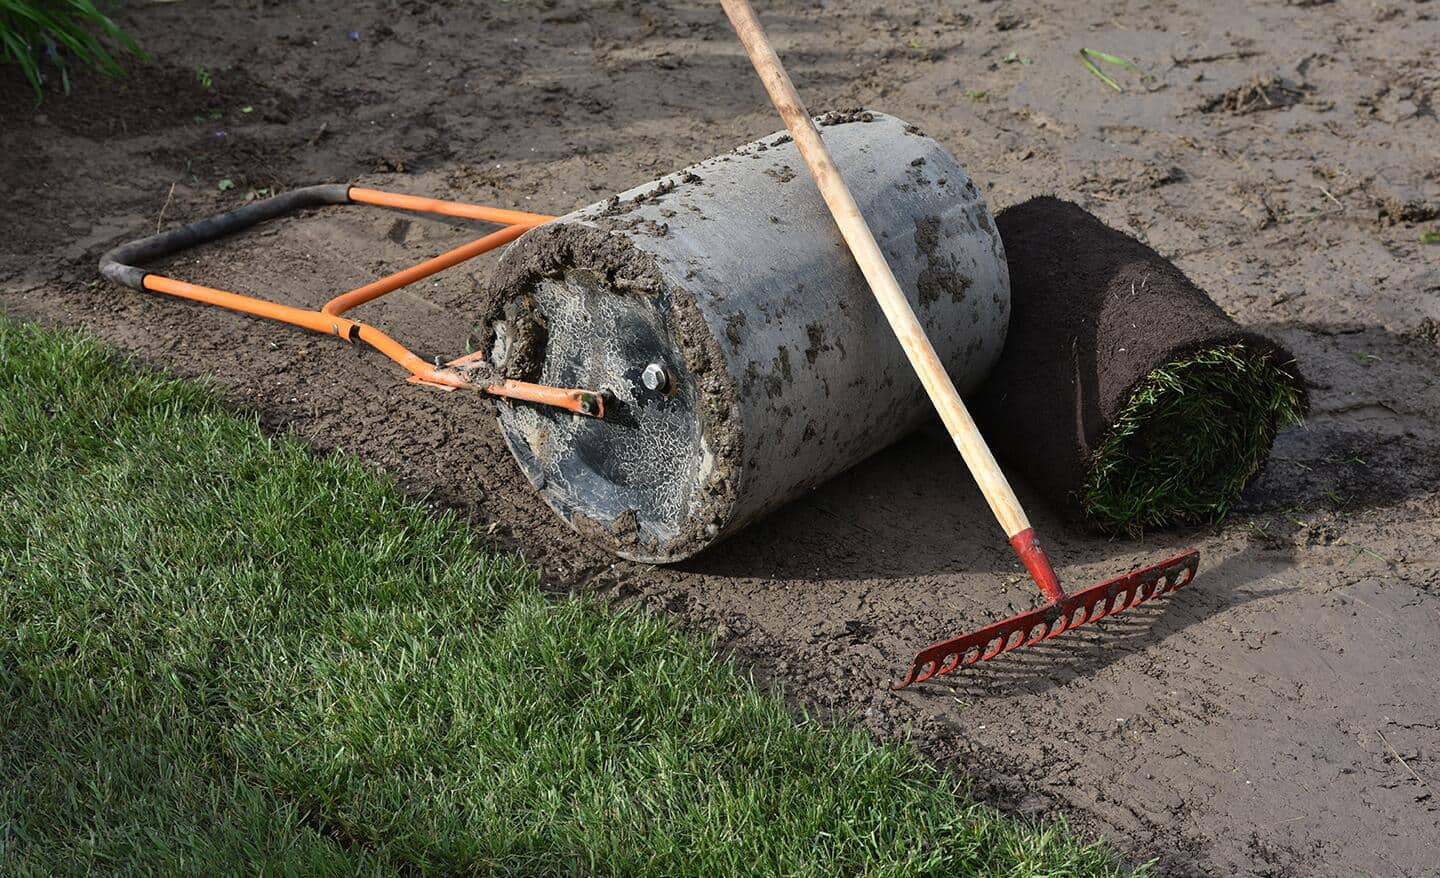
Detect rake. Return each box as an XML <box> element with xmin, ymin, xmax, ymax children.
<box><xmin>721</xmin><ymin>0</ymin><xmax>1200</xmax><ymax>688</ymax></box>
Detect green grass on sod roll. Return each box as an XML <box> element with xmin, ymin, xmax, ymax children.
<box><xmin>1081</xmin><ymin>343</ymin><xmax>1306</xmax><ymax>533</ymax></box>
<box><xmin>0</xmin><ymin>315</ymin><xmax>1139</xmax><ymax>876</ymax></box>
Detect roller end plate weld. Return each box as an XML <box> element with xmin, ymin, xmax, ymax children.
<box><xmin>893</xmin><ymin>550</ymin><xmax>1199</xmax><ymax>689</ymax></box>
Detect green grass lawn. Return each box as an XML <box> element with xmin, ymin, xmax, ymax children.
<box><xmin>0</xmin><ymin>316</ymin><xmax>1139</xmax><ymax>876</ymax></box>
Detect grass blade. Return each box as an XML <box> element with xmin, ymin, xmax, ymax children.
<box><xmin>1079</xmin><ymin>49</ymin><xmax>1123</xmax><ymax>92</ymax></box>
<box><xmin>0</xmin><ymin>0</ymin><xmax>144</xmax><ymax>99</ymax></box>
<box><xmin>1078</xmin><ymin>47</ymin><xmax>1151</xmax><ymax>93</ymax></box>
<box><xmin>0</xmin><ymin>26</ymin><xmax>41</xmax><ymax>96</ymax></box>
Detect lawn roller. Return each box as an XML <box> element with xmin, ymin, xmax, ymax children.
<box><xmin>98</xmin><ymin>4</ymin><xmax>1198</xmax><ymax>690</ymax></box>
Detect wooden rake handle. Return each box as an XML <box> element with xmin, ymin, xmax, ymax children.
<box><xmin>721</xmin><ymin>0</ymin><xmax>1033</xmax><ymax>543</ymax></box>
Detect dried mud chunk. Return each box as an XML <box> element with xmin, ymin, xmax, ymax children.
<box><xmin>913</xmin><ymin>215</ymin><xmax>973</xmax><ymax>306</ymax></box>
<box><xmin>1199</xmin><ymin>77</ymin><xmax>1308</xmax><ymax>114</ymax></box>
<box><xmin>817</xmin><ymin>108</ymin><xmax>875</xmax><ymax>126</ymax></box>
<box><xmin>1375</xmin><ymin>182</ymin><xmax>1439</xmax><ymax>226</ymax></box>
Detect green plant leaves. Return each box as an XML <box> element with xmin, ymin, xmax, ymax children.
<box><xmin>0</xmin><ymin>0</ymin><xmax>145</xmax><ymax>100</ymax></box>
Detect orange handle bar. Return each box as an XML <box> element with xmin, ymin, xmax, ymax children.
<box><xmin>348</xmin><ymin>187</ymin><xmax>554</xmax><ymax>227</ymax></box>
<box><xmin>97</xmin><ymin>184</ymin><xmax>602</xmax><ymax>418</ymax></box>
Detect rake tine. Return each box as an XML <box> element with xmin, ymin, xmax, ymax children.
<box><xmin>895</xmin><ymin>550</ymin><xmax>1199</xmax><ymax>689</ymax></box>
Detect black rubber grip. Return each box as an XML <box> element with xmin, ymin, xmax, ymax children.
<box><xmin>98</xmin><ymin>183</ymin><xmax>353</xmax><ymax>290</ymax></box>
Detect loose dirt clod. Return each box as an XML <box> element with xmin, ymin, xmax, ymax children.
<box><xmin>1199</xmin><ymin>76</ymin><xmax>1308</xmax><ymax>114</ymax></box>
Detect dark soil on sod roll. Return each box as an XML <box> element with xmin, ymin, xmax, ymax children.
<box><xmin>973</xmin><ymin>196</ymin><xmax>1307</xmax><ymax>532</ymax></box>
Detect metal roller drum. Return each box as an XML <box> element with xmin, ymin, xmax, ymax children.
<box><xmin>480</xmin><ymin>111</ymin><xmax>1009</xmax><ymax>562</ymax></box>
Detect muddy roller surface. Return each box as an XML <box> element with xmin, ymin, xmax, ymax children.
<box><xmin>3</xmin><ymin>1</ymin><xmax>1438</xmax><ymax>874</ymax></box>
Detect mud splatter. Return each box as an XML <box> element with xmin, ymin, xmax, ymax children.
<box><xmin>913</xmin><ymin>215</ymin><xmax>974</xmax><ymax>307</ymax></box>
<box><xmin>804</xmin><ymin>323</ymin><xmax>833</xmax><ymax>364</ymax></box>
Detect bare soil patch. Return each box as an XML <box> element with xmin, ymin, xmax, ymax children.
<box><xmin>3</xmin><ymin>1</ymin><xmax>1438</xmax><ymax>874</ymax></box>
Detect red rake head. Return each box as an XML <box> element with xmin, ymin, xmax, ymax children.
<box><xmin>894</xmin><ymin>549</ymin><xmax>1199</xmax><ymax>689</ymax></box>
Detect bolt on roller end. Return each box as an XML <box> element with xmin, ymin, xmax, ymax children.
<box><xmin>893</xmin><ymin>549</ymin><xmax>1199</xmax><ymax>689</ymax></box>
<box><xmin>640</xmin><ymin>362</ymin><xmax>671</xmax><ymax>393</ymax></box>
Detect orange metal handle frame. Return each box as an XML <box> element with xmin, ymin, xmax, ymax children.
<box><xmin>97</xmin><ymin>184</ymin><xmax>606</xmax><ymax>418</ymax></box>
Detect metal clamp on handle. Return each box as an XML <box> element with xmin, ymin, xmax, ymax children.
<box><xmin>98</xmin><ymin>184</ymin><xmax>353</xmax><ymax>290</ymax></box>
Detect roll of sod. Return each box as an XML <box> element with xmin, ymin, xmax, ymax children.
<box><xmin>971</xmin><ymin>196</ymin><xmax>1306</xmax><ymax>532</ymax></box>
